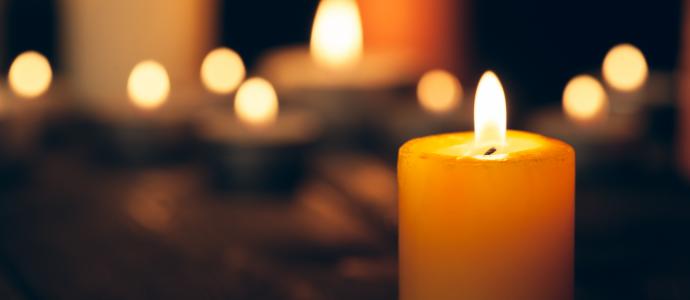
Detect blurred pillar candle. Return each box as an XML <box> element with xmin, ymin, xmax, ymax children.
<box><xmin>398</xmin><ymin>72</ymin><xmax>574</xmax><ymax>300</ymax></box>
<box><xmin>258</xmin><ymin>0</ymin><xmax>464</xmax><ymax>91</ymax></box>
<box><xmin>358</xmin><ymin>0</ymin><xmax>468</xmax><ymax>74</ymax></box>
<box><xmin>60</xmin><ymin>0</ymin><xmax>217</xmax><ymax>109</ymax></box>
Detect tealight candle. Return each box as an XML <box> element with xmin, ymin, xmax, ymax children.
<box><xmin>373</xmin><ymin>69</ymin><xmax>471</xmax><ymax>160</ymax></box>
<box><xmin>526</xmin><ymin>74</ymin><xmax>643</xmax><ymax>171</ymax></box>
<box><xmin>398</xmin><ymin>71</ymin><xmax>574</xmax><ymax>300</ymax></box>
<box><xmin>200</xmin><ymin>47</ymin><xmax>246</xmax><ymax>97</ymax></box>
<box><xmin>602</xmin><ymin>43</ymin><xmax>649</xmax><ymax>113</ymax></box>
<box><xmin>197</xmin><ymin>78</ymin><xmax>321</xmax><ymax>194</ymax></box>
<box><xmin>91</xmin><ymin>60</ymin><xmax>194</xmax><ymax>165</ymax></box>
<box><xmin>4</xmin><ymin>51</ymin><xmax>57</xmax><ymax>156</ymax></box>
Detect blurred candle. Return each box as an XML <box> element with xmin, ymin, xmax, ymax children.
<box><xmin>95</xmin><ymin>60</ymin><xmax>191</xmax><ymax>165</ymax></box>
<box><xmin>234</xmin><ymin>78</ymin><xmax>279</xmax><ymax>127</ymax></box>
<box><xmin>257</xmin><ymin>0</ymin><xmax>419</xmax><ymax>90</ymax></box>
<box><xmin>198</xmin><ymin>77</ymin><xmax>320</xmax><ymax>192</ymax></box>
<box><xmin>201</xmin><ymin>47</ymin><xmax>246</xmax><ymax>95</ymax></box>
<box><xmin>373</xmin><ymin>69</ymin><xmax>469</xmax><ymax>159</ymax></box>
<box><xmin>399</xmin><ymin>71</ymin><xmax>574</xmax><ymax>300</ymax></box>
<box><xmin>127</xmin><ymin>60</ymin><xmax>170</xmax><ymax>111</ymax></box>
<box><xmin>562</xmin><ymin>75</ymin><xmax>608</xmax><ymax>125</ymax></box>
<box><xmin>417</xmin><ymin>69</ymin><xmax>463</xmax><ymax>114</ymax></box>
<box><xmin>358</xmin><ymin>0</ymin><xmax>468</xmax><ymax>73</ymax></box>
<box><xmin>4</xmin><ymin>51</ymin><xmax>55</xmax><ymax>155</ymax></box>
<box><xmin>602</xmin><ymin>44</ymin><xmax>649</xmax><ymax>92</ymax></box>
<box><xmin>601</xmin><ymin>43</ymin><xmax>649</xmax><ymax>114</ymax></box>
<box><xmin>61</xmin><ymin>0</ymin><xmax>216</xmax><ymax>108</ymax></box>
<box><xmin>310</xmin><ymin>0</ymin><xmax>363</xmax><ymax>70</ymax></box>
<box><xmin>526</xmin><ymin>74</ymin><xmax>640</xmax><ymax>170</ymax></box>
<box><xmin>8</xmin><ymin>51</ymin><xmax>52</xmax><ymax>99</ymax></box>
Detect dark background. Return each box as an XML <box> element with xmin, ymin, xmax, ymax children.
<box><xmin>2</xmin><ymin>0</ymin><xmax>684</xmax><ymax>108</ymax></box>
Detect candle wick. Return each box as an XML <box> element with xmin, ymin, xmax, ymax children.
<box><xmin>484</xmin><ymin>147</ymin><xmax>497</xmax><ymax>155</ymax></box>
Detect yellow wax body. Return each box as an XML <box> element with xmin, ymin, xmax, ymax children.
<box><xmin>398</xmin><ymin>130</ymin><xmax>574</xmax><ymax>300</ymax></box>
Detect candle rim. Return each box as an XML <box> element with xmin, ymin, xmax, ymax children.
<box><xmin>399</xmin><ymin>130</ymin><xmax>573</xmax><ymax>164</ymax></box>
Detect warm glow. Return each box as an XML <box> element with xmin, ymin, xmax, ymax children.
<box><xmin>310</xmin><ymin>0</ymin><xmax>363</xmax><ymax>69</ymax></box>
<box><xmin>127</xmin><ymin>60</ymin><xmax>170</xmax><ymax>110</ymax></box>
<box><xmin>602</xmin><ymin>43</ymin><xmax>648</xmax><ymax>92</ymax></box>
<box><xmin>474</xmin><ymin>71</ymin><xmax>507</xmax><ymax>148</ymax></box>
<box><xmin>8</xmin><ymin>51</ymin><xmax>52</xmax><ymax>98</ymax></box>
<box><xmin>201</xmin><ymin>47</ymin><xmax>246</xmax><ymax>94</ymax></box>
<box><xmin>563</xmin><ymin>75</ymin><xmax>608</xmax><ymax>123</ymax></box>
<box><xmin>234</xmin><ymin>78</ymin><xmax>279</xmax><ymax>126</ymax></box>
<box><xmin>417</xmin><ymin>70</ymin><xmax>463</xmax><ymax>114</ymax></box>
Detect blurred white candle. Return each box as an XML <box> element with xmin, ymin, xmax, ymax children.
<box><xmin>60</xmin><ymin>0</ymin><xmax>216</xmax><ymax>109</ymax></box>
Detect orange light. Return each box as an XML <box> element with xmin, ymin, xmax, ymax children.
<box><xmin>8</xmin><ymin>51</ymin><xmax>53</xmax><ymax>98</ymax></box>
<box><xmin>602</xmin><ymin>44</ymin><xmax>648</xmax><ymax>92</ymax></box>
<box><xmin>563</xmin><ymin>75</ymin><xmax>608</xmax><ymax>123</ymax></box>
<box><xmin>417</xmin><ymin>70</ymin><xmax>462</xmax><ymax>114</ymax></box>
<box><xmin>127</xmin><ymin>60</ymin><xmax>170</xmax><ymax>110</ymax></box>
<box><xmin>310</xmin><ymin>0</ymin><xmax>363</xmax><ymax>69</ymax></box>
<box><xmin>474</xmin><ymin>71</ymin><xmax>507</xmax><ymax>148</ymax></box>
<box><xmin>201</xmin><ymin>47</ymin><xmax>246</xmax><ymax>94</ymax></box>
<box><xmin>234</xmin><ymin>78</ymin><xmax>279</xmax><ymax>127</ymax></box>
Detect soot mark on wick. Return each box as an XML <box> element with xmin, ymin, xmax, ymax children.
<box><xmin>484</xmin><ymin>147</ymin><xmax>497</xmax><ymax>156</ymax></box>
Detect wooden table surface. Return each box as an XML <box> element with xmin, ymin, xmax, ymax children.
<box><xmin>0</xmin><ymin>114</ymin><xmax>689</xmax><ymax>299</ymax></box>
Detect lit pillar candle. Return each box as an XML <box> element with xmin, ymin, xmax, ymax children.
<box><xmin>398</xmin><ymin>71</ymin><xmax>575</xmax><ymax>300</ymax></box>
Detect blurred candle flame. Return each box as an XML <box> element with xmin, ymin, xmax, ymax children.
<box><xmin>563</xmin><ymin>75</ymin><xmax>608</xmax><ymax>123</ymax></box>
<box><xmin>417</xmin><ymin>69</ymin><xmax>462</xmax><ymax>114</ymax></box>
<box><xmin>602</xmin><ymin>43</ymin><xmax>648</xmax><ymax>92</ymax></box>
<box><xmin>234</xmin><ymin>78</ymin><xmax>278</xmax><ymax>127</ymax></box>
<box><xmin>310</xmin><ymin>0</ymin><xmax>363</xmax><ymax>69</ymax></box>
<box><xmin>127</xmin><ymin>60</ymin><xmax>170</xmax><ymax>110</ymax></box>
<box><xmin>8</xmin><ymin>51</ymin><xmax>53</xmax><ymax>99</ymax></box>
<box><xmin>201</xmin><ymin>47</ymin><xmax>246</xmax><ymax>94</ymax></box>
<box><xmin>474</xmin><ymin>71</ymin><xmax>507</xmax><ymax>148</ymax></box>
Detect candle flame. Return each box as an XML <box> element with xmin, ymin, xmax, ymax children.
<box><xmin>201</xmin><ymin>47</ymin><xmax>246</xmax><ymax>94</ymax></box>
<box><xmin>8</xmin><ymin>51</ymin><xmax>52</xmax><ymax>99</ymax></box>
<box><xmin>563</xmin><ymin>75</ymin><xmax>608</xmax><ymax>123</ymax></box>
<box><xmin>417</xmin><ymin>69</ymin><xmax>463</xmax><ymax>114</ymax></box>
<box><xmin>474</xmin><ymin>71</ymin><xmax>507</xmax><ymax>148</ymax></box>
<box><xmin>310</xmin><ymin>0</ymin><xmax>363</xmax><ymax>70</ymax></box>
<box><xmin>602</xmin><ymin>43</ymin><xmax>648</xmax><ymax>92</ymax></box>
<box><xmin>127</xmin><ymin>60</ymin><xmax>170</xmax><ymax>110</ymax></box>
<box><xmin>234</xmin><ymin>78</ymin><xmax>279</xmax><ymax>127</ymax></box>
